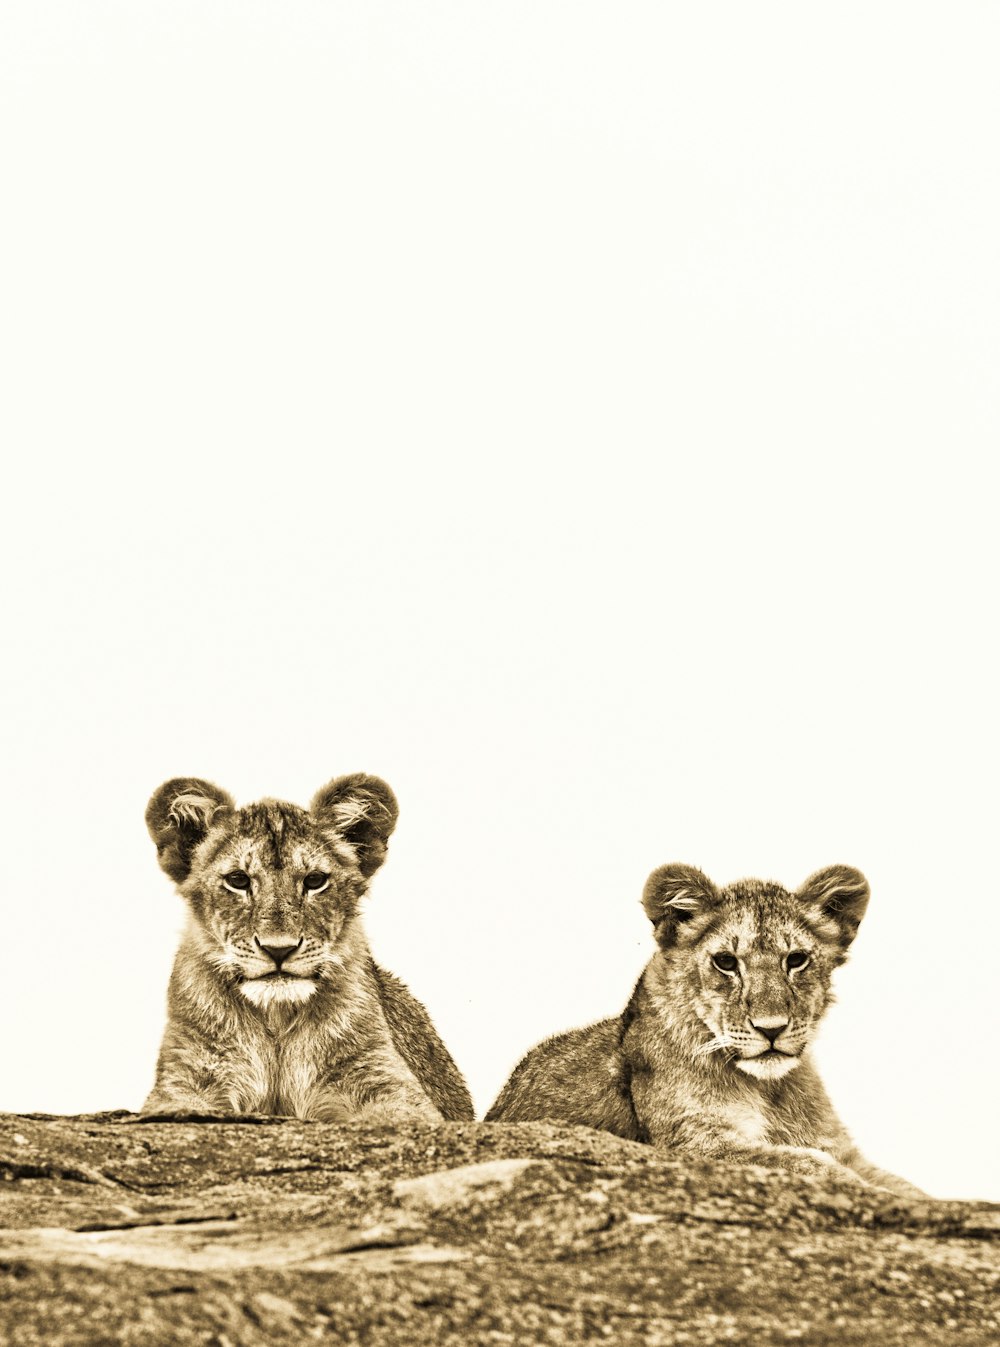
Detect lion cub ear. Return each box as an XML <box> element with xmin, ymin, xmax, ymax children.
<box><xmin>145</xmin><ymin>778</ymin><xmax>234</xmax><ymax>883</ymax></box>
<box><xmin>796</xmin><ymin>865</ymin><xmax>871</xmax><ymax>956</ymax></box>
<box><xmin>642</xmin><ymin>864</ymin><xmax>720</xmax><ymax>946</ymax></box>
<box><xmin>310</xmin><ymin>774</ymin><xmax>400</xmax><ymax>878</ymax></box>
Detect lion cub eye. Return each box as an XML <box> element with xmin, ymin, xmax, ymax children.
<box><xmin>712</xmin><ymin>953</ymin><xmax>739</xmax><ymax>974</ymax></box>
<box><xmin>222</xmin><ymin>870</ymin><xmax>252</xmax><ymax>893</ymax></box>
<box><xmin>303</xmin><ymin>872</ymin><xmax>330</xmax><ymax>894</ymax></box>
<box><xmin>786</xmin><ymin>951</ymin><xmax>810</xmax><ymax>971</ymax></box>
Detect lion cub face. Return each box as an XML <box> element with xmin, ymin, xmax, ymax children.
<box><xmin>643</xmin><ymin>863</ymin><xmax>871</xmax><ymax>1081</ymax></box>
<box><xmin>146</xmin><ymin>774</ymin><xmax>399</xmax><ymax>1008</ymax></box>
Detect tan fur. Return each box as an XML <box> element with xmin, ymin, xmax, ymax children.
<box><xmin>143</xmin><ymin>774</ymin><xmax>474</xmax><ymax>1123</ymax></box>
<box><xmin>487</xmin><ymin>863</ymin><xmax>925</xmax><ymax>1198</ymax></box>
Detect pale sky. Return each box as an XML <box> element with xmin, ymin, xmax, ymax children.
<box><xmin>1</xmin><ymin>2</ymin><xmax>998</xmax><ymax>1202</ymax></box>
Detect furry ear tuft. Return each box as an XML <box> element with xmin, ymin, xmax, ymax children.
<box><xmin>796</xmin><ymin>864</ymin><xmax>871</xmax><ymax>954</ymax></box>
<box><xmin>642</xmin><ymin>863</ymin><xmax>720</xmax><ymax>946</ymax></box>
<box><xmin>146</xmin><ymin>777</ymin><xmax>234</xmax><ymax>883</ymax></box>
<box><xmin>310</xmin><ymin>773</ymin><xmax>399</xmax><ymax>878</ymax></box>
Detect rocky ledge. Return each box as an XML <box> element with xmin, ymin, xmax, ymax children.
<box><xmin>1</xmin><ymin>1113</ymin><xmax>997</xmax><ymax>1346</ymax></box>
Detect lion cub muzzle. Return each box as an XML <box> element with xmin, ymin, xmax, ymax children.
<box><xmin>750</xmin><ymin>1017</ymin><xmax>789</xmax><ymax>1046</ymax></box>
<box><xmin>254</xmin><ymin>935</ymin><xmax>304</xmax><ymax>969</ymax></box>
<box><xmin>239</xmin><ymin>932</ymin><xmax>317</xmax><ymax>1006</ymax></box>
<box><xmin>729</xmin><ymin>1016</ymin><xmax>806</xmax><ymax>1080</ymax></box>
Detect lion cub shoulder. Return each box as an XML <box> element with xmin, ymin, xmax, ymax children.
<box><xmin>143</xmin><ymin>772</ymin><xmax>473</xmax><ymax>1123</ymax></box>
<box><xmin>488</xmin><ymin>863</ymin><xmax>924</xmax><ymax>1198</ymax></box>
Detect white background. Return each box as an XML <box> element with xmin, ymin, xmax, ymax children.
<box><xmin>2</xmin><ymin>2</ymin><xmax>997</xmax><ymax>1201</ymax></box>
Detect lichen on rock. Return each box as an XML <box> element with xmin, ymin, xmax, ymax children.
<box><xmin>1</xmin><ymin>1113</ymin><xmax>997</xmax><ymax>1345</ymax></box>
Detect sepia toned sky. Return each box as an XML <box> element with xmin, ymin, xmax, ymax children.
<box><xmin>2</xmin><ymin>2</ymin><xmax>998</xmax><ymax>1201</ymax></box>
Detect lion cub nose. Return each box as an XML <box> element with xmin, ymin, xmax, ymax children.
<box><xmin>254</xmin><ymin>936</ymin><xmax>303</xmax><ymax>968</ymax></box>
<box><xmin>751</xmin><ymin>1020</ymin><xmax>788</xmax><ymax>1045</ymax></box>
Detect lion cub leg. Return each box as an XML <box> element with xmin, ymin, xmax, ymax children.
<box><xmin>313</xmin><ymin>1040</ymin><xmax>443</xmax><ymax>1125</ymax></box>
<box><xmin>142</xmin><ymin>1086</ymin><xmax>225</xmax><ymax>1116</ymax></box>
<box><xmin>723</xmin><ymin>1142</ymin><xmax>884</xmax><ymax>1188</ymax></box>
<box><xmin>351</xmin><ymin>1085</ymin><xmax>442</xmax><ymax>1126</ymax></box>
<box><xmin>727</xmin><ymin>1144</ymin><xmax>928</xmax><ymax>1199</ymax></box>
<box><xmin>825</xmin><ymin>1144</ymin><xmax>929</xmax><ymax>1199</ymax></box>
<box><xmin>142</xmin><ymin>1035</ymin><xmax>243</xmax><ymax>1116</ymax></box>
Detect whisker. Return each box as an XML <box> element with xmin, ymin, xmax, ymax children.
<box><xmin>694</xmin><ymin>1034</ymin><xmax>733</xmax><ymax>1058</ymax></box>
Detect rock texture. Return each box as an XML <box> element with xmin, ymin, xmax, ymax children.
<box><xmin>1</xmin><ymin>1112</ymin><xmax>997</xmax><ymax>1345</ymax></box>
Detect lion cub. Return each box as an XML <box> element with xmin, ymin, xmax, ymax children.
<box><xmin>144</xmin><ymin>773</ymin><xmax>473</xmax><ymax>1123</ymax></box>
<box><xmin>488</xmin><ymin>863</ymin><xmax>924</xmax><ymax>1197</ymax></box>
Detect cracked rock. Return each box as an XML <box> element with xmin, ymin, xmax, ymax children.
<box><xmin>0</xmin><ymin>1112</ymin><xmax>997</xmax><ymax>1345</ymax></box>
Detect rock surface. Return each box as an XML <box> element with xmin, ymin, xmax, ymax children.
<box><xmin>1</xmin><ymin>1112</ymin><xmax>997</xmax><ymax>1345</ymax></box>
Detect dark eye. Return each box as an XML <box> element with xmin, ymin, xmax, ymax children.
<box><xmin>712</xmin><ymin>953</ymin><xmax>739</xmax><ymax>973</ymax></box>
<box><xmin>222</xmin><ymin>870</ymin><xmax>251</xmax><ymax>892</ymax></box>
<box><xmin>787</xmin><ymin>951</ymin><xmax>810</xmax><ymax>971</ymax></box>
<box><xmin>304</xmin><ymin>872</ymin><xmax>330</xmax><ymax>893</ymax></box>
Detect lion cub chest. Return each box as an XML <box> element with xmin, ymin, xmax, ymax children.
<box><xmin>228</xmin><ymin>1021</ymin><xmax>335</xmax><ymax>1119</ymax></box>
<box><xmin>710</xmin><ymin>1083</ymin><xmax>822</xmax><ymax>1152</ymax></box>
<box><xmin>718</xmin><ymin>1099</ymin><xmax>771</xmax><ymax>1147</ymax></box>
